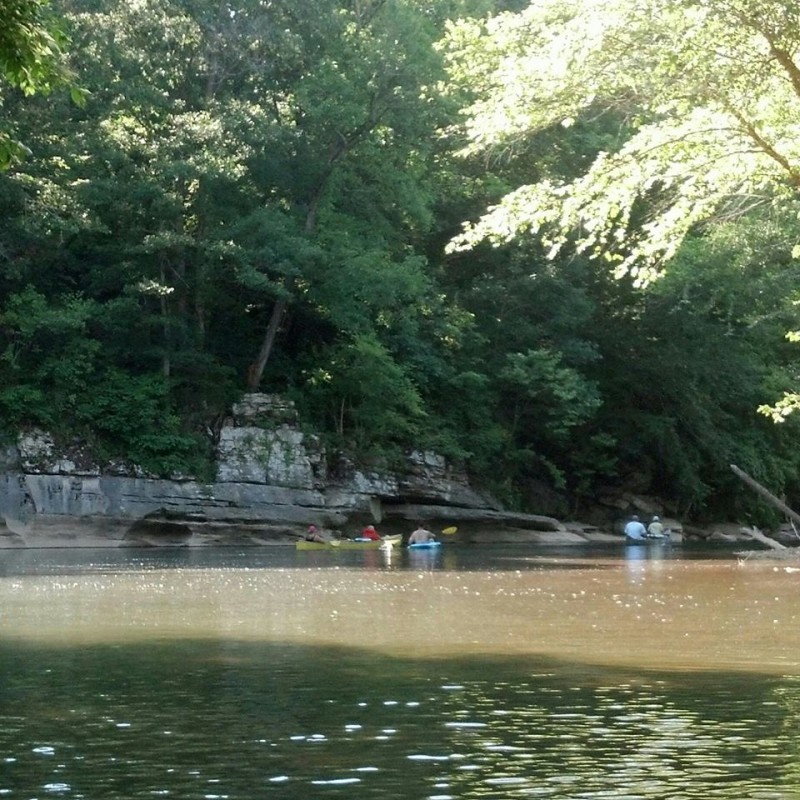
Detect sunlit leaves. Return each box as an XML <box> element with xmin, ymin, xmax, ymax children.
<box><xmin>759</xmin><ymin>394</ymin><xmax>800</xmax><ymax>424</ymax></box>
<box><xmin>443</xmin><ymin>0</ymin><xmax>800</xmax><ymax>277</ymax></box>
<box><xmin>0</xmin><ymin>0</ymin><xmax>72</xmax><ymax>95</ymax></box>
<box><xmin>0</xmin><ymin>0</ymin><xmax>79</xmax><ymax>167</ymax></box>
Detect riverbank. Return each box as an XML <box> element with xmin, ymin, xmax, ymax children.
<box><xmin>2</xmin><ymin>474</ymin><xmax>795</xmax><ymax>551</ymax></box>
<box><xmin>1</xmin><ymin>394</ymin><xmax>797</xmax><ymax>552</ymax></box>
<box><xmin>0</xmin><ymin>512</ymin><xmax>673</xmax><ymax>548</ymax></box>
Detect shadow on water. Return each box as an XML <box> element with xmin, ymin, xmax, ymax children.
<box><xmin>2</xmin><ymin>543</ymin><xmax>798</xmax><ymax>797</ymax></box>
<box><xmin>2</xmin><ymin>638</ymin><xmax>800</xmax><ymax>799</ymax></box>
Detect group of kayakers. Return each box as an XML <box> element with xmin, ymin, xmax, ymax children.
<box><xmin>624</xmin><ymin>514</ymin><xmax>667</xmax><ymax>542</ymax></box>
<box><xmin>310</xmin><ymin>517</ymin><xmax>669</xmax><ymax>544</ymax></box>
<box><xmin>304</xmin><ymin>523</ymin><xmax>436</xmax><ymax>544</ymax></box>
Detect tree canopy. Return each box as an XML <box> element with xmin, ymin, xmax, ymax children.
<box><xmin>0</xmin><ymin>0</ymin><xmax>78</xmax><ymax>167</ymax></box>
<box><xmin>1</xmin><ymin>0</ymin><xmax>800</xmax><ymax>524</ymax></box>
<box><xmin>444</xmin><ymin>0</ymin><xmax>800</xmax><ymax>281</ymax></box>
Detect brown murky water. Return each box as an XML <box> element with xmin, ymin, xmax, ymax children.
<box><xmin>2</xmin><ymin>545</ymin><xmax>800</xmax><ymax>799</ymax></box>
<box><xmin>2</xmin><ymin>547</ymin><xmax>799</xmax><ymax>673</ymax></box>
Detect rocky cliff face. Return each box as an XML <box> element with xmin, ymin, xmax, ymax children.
<box><xmin>1</xmin><ymin>393</ymin><xmax>568</xmax><ymax>547</ymax></box>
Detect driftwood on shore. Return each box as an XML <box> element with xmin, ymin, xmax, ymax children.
<box><xmin>740</xmin><ymin>525</ymin><xmax>786</xmax><ymax>551</ymax></box>
<box><xmin>730</xmin><ymin>464</ymin><xmax>789</xmax><ymax>550</ymax></box>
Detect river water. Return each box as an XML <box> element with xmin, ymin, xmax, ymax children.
<box><xmin>1</xmin><ymin>542</ymin><xmax>800</xmax><ymax>799</ymax></box>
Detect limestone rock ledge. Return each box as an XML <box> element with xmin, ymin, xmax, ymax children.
<box><xmin>0</xmin><ymin>468</ymin><xmax>484</xmax><ymax>547</ymax></box>
<box><xmin>0</xmin><ymin>393</ymin><xmax>716</xmax><ymax>549</ymax></box>
<box><xmin>1</xmin><ymin>393</ymin><xmax>546</xmax><ymax>548</ymax></box>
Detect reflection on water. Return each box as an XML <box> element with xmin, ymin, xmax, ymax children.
<box><xmin>624</xmin><ymin>541</ymin><xmax>671</xmax><ymax>584</ymax></box>
<box><xmin>1</xmin><ymin>545</ymin><xmax>800</xmax><ymax>798</ymax></box>
<box><xmin>2</xmin><ymin>642</ymin><xmax>799</xmax><ymax>799</ymax></box>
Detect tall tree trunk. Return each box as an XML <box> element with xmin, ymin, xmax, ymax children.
<box><xmin>246</xmin><ymin>297</ymin><xmax>286</xmax><ymax>391</ymax></box>
<box><xmin>195</xmin><ymin>298</ymin><xmax>206</xmax><ymax>349</ymax></box>
<box><xmin>246</xmin><ymin>189</ymin><xmax>324</xmax><ymax>389</ymax></box>
<box><xmin>160</xmin><ymin>261</ymin><xmax>171</xmax><ymax>379</ymax></box>
<box><xmin>245</xmin><ymin>97</ymin><xmax>378</xmax><ymax>385</ymax></box>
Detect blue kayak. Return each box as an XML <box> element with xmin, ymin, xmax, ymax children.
<box><xmin>408</xmin><ymin>541</ymin><xmax>442</xmax><ymax>549</ymax></box>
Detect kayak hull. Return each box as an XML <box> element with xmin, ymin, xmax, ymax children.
<box><xmin>408</xmin><ymin>541</ymin><xmax>442</xmax><ymax>550</ymax></box>
<box><xmin>296</xmin><ymin>534</ymin><xmax>402</xmax><ymax>551</ymax></box>
<box><xmin>625</xmin><ymin>535</ymin><xmax>669</xmax><ymax>545</ymax></box>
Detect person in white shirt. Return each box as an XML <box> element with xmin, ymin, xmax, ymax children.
<box><xmin>647</xmin><ymin>516</ymin><xmax>665</xmax><ymax>538</ymax></box>
<box><xmin>624</xmin><ymin>515</ymin><xmax>647</xmax><ymax>541</ymax></box>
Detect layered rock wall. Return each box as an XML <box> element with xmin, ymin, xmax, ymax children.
<box><xmin>0</xmin><ymin>393</ymin><xmax>536</xmax><ymax>547</ymax></box>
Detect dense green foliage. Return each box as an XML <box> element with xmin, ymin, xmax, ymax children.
<box><xmin>1</xmin><ymin>0</ymin><xmax>800</xmax><ymax>524</ymax></box>
<box><xmin>0</xmin><ymin>0</ymin><xmax>81</xmax><ymax>167</ymax></box>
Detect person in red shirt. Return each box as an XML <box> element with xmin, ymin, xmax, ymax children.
<box><xmin>361</xmin><ymin>525</ymin><xmax>381</xmax><ymax>540</ymax></box>
<box><xmin>305</xmin><ymin>525</ymin><xmax>326</xmax><ymax>543</ymax></box>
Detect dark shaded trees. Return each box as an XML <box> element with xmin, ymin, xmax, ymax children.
<box><xmin>2</xmin><ymin>0</ymin><xmax>800</xmax><ymax>524</ymax></box>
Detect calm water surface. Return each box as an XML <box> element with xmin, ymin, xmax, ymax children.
<box><xmin>1</xmin><ymin>542</ymin><xmax>800</xmax><ymax>798</ymax></box>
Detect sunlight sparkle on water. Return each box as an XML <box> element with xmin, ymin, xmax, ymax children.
<box><xmin>2</xmin><ymin>547</ymin><xmax>800</xmax><ymax>799</ymax></box>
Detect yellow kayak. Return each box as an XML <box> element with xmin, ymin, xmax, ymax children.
<box><xmin>296</xmin><ymin>534</ymin><xmax>402</xmax><ymax>551</ymax></box>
